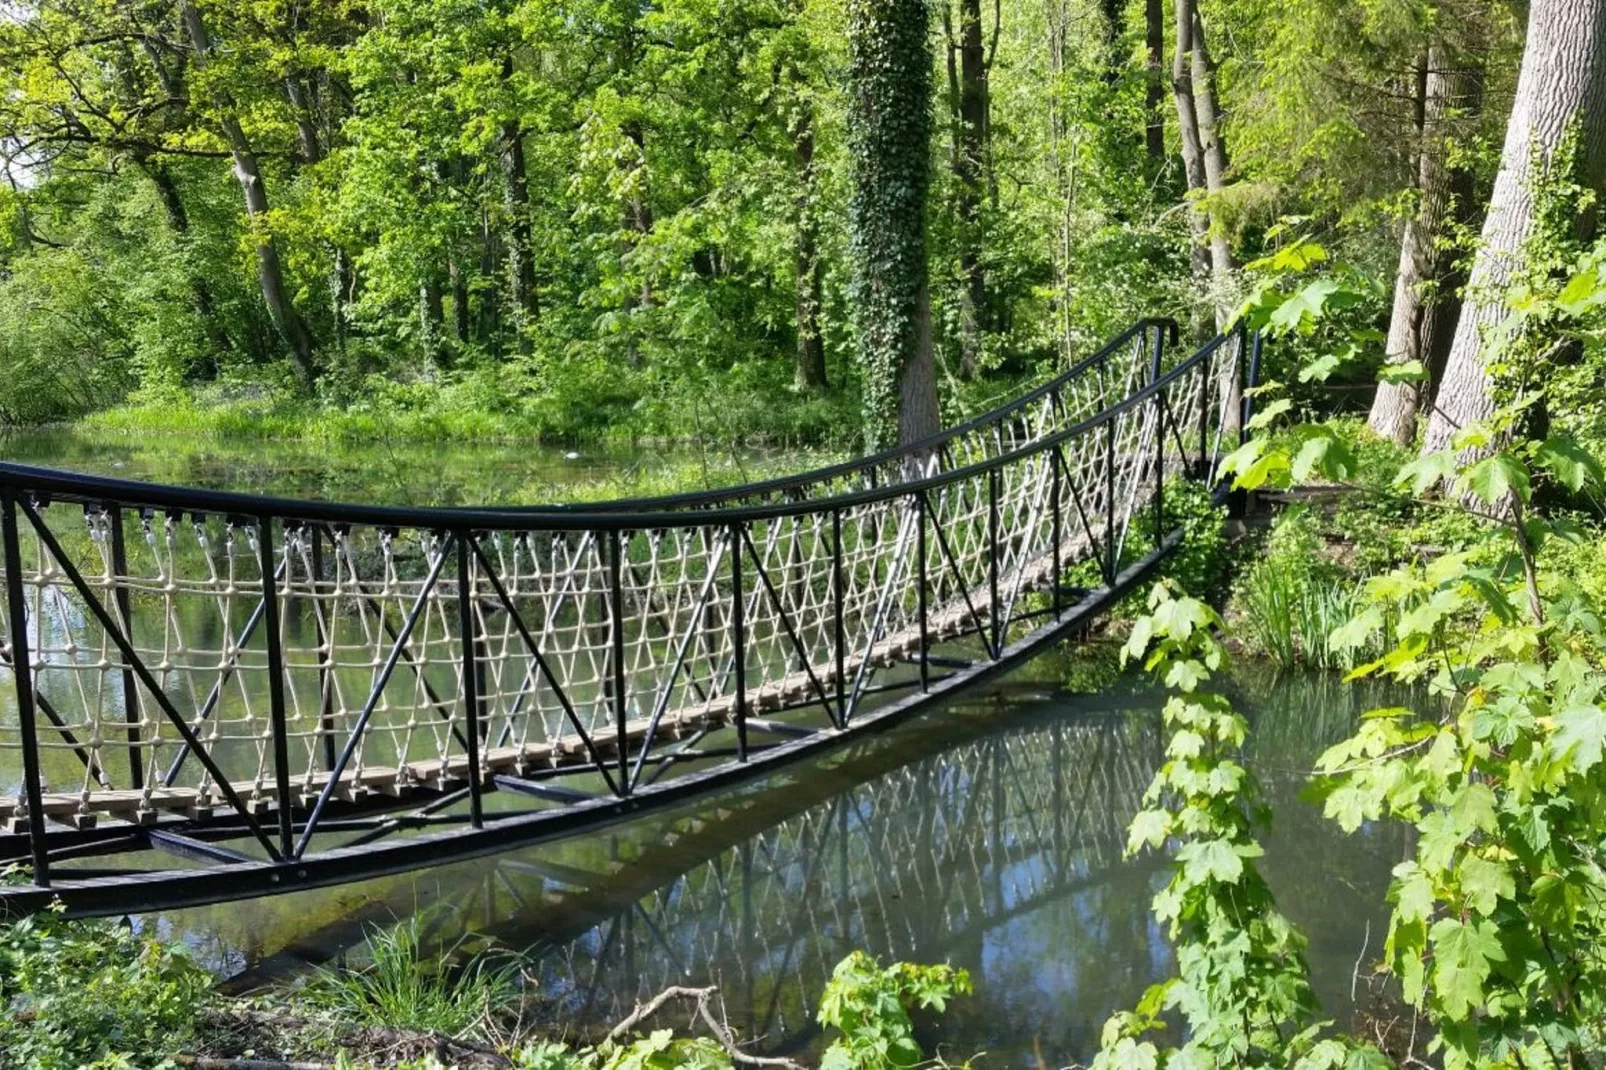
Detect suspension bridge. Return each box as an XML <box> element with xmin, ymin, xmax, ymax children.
<box><xmin>0</xmin><ymin>319</ymin><xmax>1255</xmax><ymax>916</ymax></box>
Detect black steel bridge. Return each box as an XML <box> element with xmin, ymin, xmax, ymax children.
<box><xmin>0</xmin><ymin>319</ymin><xmax>1256</xmax><ymax>916</ymax></box>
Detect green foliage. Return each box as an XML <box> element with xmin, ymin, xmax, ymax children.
<box><xmin>0</xmin><ymin>904</ymin><xmax>214</xmax><ymax>1069</ymax></box>
<box><xmin>1091</xmin><ymin>583</ymin><xmax>1385</xmax><ymax>1069</ymax></box>
<box><xmin>302</xmin><ymin>916</ymin><xmax>519</xmax><ymax>1041</ymax></box>
<box><xmin>817</xmin><ymin>951</ymin><xmax>972</xmax><ymax>1070</ymax></box>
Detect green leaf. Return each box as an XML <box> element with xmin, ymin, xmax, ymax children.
<box><xmin>1552</xmin><ymin>703</ymin><xmax>1606</xmax><ymax>772</ymax></box>
<box><xmin>1377</xmin><ymin>360</ymin><xmax>1426</xmax><ymax>384</ymax></box>
<box><xmin>1246</xmin><ymin>397</ymin><xmax>1293</xmax><ymax>431</ymax></box>
<box><xmin>1456</xmin><ymin>855</ymin><xmax>1514</xmax><ymax>916</ymax></box>
<box><xmin>1392</xmin><ymin>862</ymin><xmax>1436</xmax><ymax>924</ymax></box>
<box><xmin>1429</xmin><ymin>917</ymin><xmax>1504</xmax><ymax>1020</ymax></box>
<box><xmin>1126</xmin><ymin>808</ymin><xmax>1171</xmax><ymax>853</ymax></box>
<box><xmin>1396</xmin><ymin>450</ymin><xmax>1457</xmax><ymax>495</ymax></box>
<box><xmin>1177</xmin><ymin>838</ymin><xmax>1245</xmax><ymax>885</ymax></box>
<box><xmin>1459</xmin><ymin>453</ymin><xmax>1531</xmax><ymax>506</ymax></box>
<box><xmin>1298</xmin><ymin>352</ymin><xmax>1344</xmax><ymax>383</ymax></box>
<box><xmin>1533</xmin><ymin>434</ymin><xmax>1605</xmax><ymax>492</ymax></box>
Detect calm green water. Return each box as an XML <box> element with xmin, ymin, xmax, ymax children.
<box><xmin>0</xmin><ymin>426</ymin><xmax>805</xmax><ymax>506</ymax></box>
<box><xmin>142</xmin><ymin>652</ymin><xmax>1405</xmax><ymax>1068</ymax></box>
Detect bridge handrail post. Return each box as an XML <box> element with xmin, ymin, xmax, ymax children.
<box><xmin>108</xmin><ymin>505</ymin><xmax>143</xmax><ymax>790</ymax></box>
<box><xmin>1104</xmin><ymin>418</ymin><xmax>1116</xmax><ymax>583</ymax></box>
<box><xmin>2</xmin><ymin>487</ymin><xmax>49</xmax><ymax>886</ymax></box>
<box><xmin>607</xmin><ymin>529</ymin><xmax>631</xmax><ymax>789</ymax></box>
<box><xmin>916</xmin><ymin>491</ymin><xmax>929</xmax><ymax>692</ymax></box>
<box><xmin>987</xmin><ymin>468</ymin><xmax>1000</xmax><ymax>658</ymax></box>
<box><xmin>1050</xmin><ymin>448</ymin><xmax>1062</xmax><ymax>619</ymax></box>
<box><xmin>729</xmin><ymin>522</ymin><xmax>748</xmax><ymax>760</ymax></box>
<box><xmin>1149</xmin><ymin>324</ymin><xmax>1166</xmax><ymax>544</ymax></box>
<box><xmin>831</xmin><ymin>508</ymin><xmax>845</xmax><ymax>727</ymax></box>
<box><xmin>258</xmin><ymin>516</ymin><xmax>295</xmax><ymax>858</ymax></box>
<box><xmin>1241</xmin><ymin>325</ymin><xmax>1262</xmax><ymax>447</ymax></box>
<box><xmin>310</xmin><ymin>525</ymin><xmax>337</xmax><ymax>772</ymax></box>
<box><xmin>458</xmin><ymin>532</ymin><xmax>485</xmax><ymax>825</ymax></box>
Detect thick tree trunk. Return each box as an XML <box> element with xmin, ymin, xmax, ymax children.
<box><xmin>1369</xmin><ymin>42</ymin><xmax>1484</xmax><ymax>447</ymax></box>
<box><xmin>1145</xmin><ymin>0</ymin><xmax>1166</xmax><ymax>162</ymax></box>
<box><xmin>180</xmin><ymin>0</ymin><xmax>318</xmax><ymax>387</ymax></box>
<box><xmin>1423</xmin><ymin>0</ymin><xmax>1606</xmax><ymax>458</ymax></box>
<box><xmin>793</xmin><ymin>115</ymin><xmax>827</xmax><ymax>392</ymax></box>
<box><xmin>847</xmin><ymin>0</ymin><xmax>940</xmax><ymax>450</ymax></box>
<box><xmin>900</xmin><ymin>284</ymin><xmax>941</xmax><ymax>448</ymax></box>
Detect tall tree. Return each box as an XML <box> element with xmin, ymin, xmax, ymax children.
<box><xmin>1368</xmin><ymin>39</ymin><xmax>1484</xmax><ymax>447</ymax></box>
<box><xmin>847</xmin><ymin>0</ymin><xmax>939</xmax><ymax>449</ymax></box>
<box><xmin>179</xmin><ymin>0</ymin><xmax>318</xmax><ymax>386</ymax></box>
<box><xmin>1145</xmin><ymin>0</ymin><xmax>1166</xmax><ymax>162</ymax></box>
<box><xmin>1423</xmin><ymin>0</ymin><xmax>1606</xmax><ymax>457</ymax></box>
<box><xmin>944</xmin><ymin>0</ymin><xmax>993</xmax><ymax>376</ymax></box>
<box><xmin>793</xmin><ymin>109</ymin><xmax>829</xmax><ymax>391</ymax></box>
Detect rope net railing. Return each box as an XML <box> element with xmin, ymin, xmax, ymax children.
<box><xmin>0</xmin><ymin>323</ymin><xmax>1248</xmax><ymax>906</ymax></box>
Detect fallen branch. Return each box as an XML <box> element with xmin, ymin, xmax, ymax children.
<box><xmin>606</xmin><ymin>984</ymin><xmax>805</xmax><ymax>1070</ymax></box>
<box><xmin>176</xmin><ymin>1058</ymin><xmax>329</xmax><ymax>1070</ymax></box>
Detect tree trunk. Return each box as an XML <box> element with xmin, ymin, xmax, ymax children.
<box><xmin>1190</xmin><ymin>7</ymin><xmax>1234</xmax><ymax>324</ymax></box>
<box><xmin>793</xmin><ymin>114</ymin><xmax>828</xmax><ymax>392</ymax></box>
<box><xmin>1145</xmin><ymin>0</ymin><xmax>1166</xmax><ymax>162</ymax></box>
<box><xmin>1171</xmin><ymin>0</ymin><xmax>1212</xmax><ymax>288</ymax></box>
<box><xmin>951</xmin><ymin>0</ymin><xmax>989</xmax><ymax>376</ymax></box>
<box><xmin>900</xmin><ymin>283</ymin><xmax>941</xmax><ymax>448</ymax></box>
<box><xmin>420</xmin><ymin>275</ymin><xmax>444</xmax><ymax>368</ymax></box>
<box><xmin>180</xmin><ymin>0</ymin><xmax>318</xmax><ymax>387</ymax></box>
<box><xmin>500</xmin><ymin>58</ymin><xmax>539</xmax><ymax>349</ymax></box>
<box><xmin>1369</xmin><ymin>41</ymin><xmax>1484</xmax><ymax>447</ymax></box>
<box><xmin>138</xmin><ymin>157</ymin><xmax>232</xmax><ymax>364</ymax></box>
<box><xmin>847</xmin><ymin>0</ymin><xmax>940</xmax><ymax>450</ymax></box>
<box><xmin>1423</xmin><ymin>0</ymin><xmax>1606</xmax><ymax>458</ymax></box>
<box><xmin>449</xmin><ymin>257</ymin><xmax>470</xmax><ymax>345</ymax></box>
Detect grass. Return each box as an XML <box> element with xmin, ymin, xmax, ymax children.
<box><xmin>302</xmin><ymin>916</ymin><xmax>520</xmax><ymax>1041</ymax></box>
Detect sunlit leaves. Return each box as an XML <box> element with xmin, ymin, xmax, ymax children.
<box><xmin>1458</xmin><ymin>453</ymin><xmax>1530</xmax><ymax>506</ymax></box>
<box><xmin>1429</xmin><ymin>918</ymin><xmax>1504</xmax><ymax>1021</ymax></box>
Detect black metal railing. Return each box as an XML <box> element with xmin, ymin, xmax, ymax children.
<box><xmin>0</xmin><ymin>321</ymin><xmax>1249</xmax><ymax>916</ymax></box>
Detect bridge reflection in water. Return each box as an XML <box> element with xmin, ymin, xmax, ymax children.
<box><xmin>203</xmin><ymin>659</ymin><xmax>1407</xmax><ymax>1065</ymax></box>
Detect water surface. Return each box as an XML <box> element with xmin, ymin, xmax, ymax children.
<box><xmin>144</xmin><ymin>650</ymin><xmax>1406</xmax><ymax>1067</ymax></box>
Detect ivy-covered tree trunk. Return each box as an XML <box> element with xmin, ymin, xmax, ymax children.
<box><xmin>793</xmin><ymin>113</ymin><xmax>828</xmax><ymax>392</ymax></box>
<box><xmin>847</xmin><ymin>0</ymin><xmax>940</xmax><ymax>450</ymax></box>
<box><xmin>1369</xmin><ymin>40</ymin><xmax>1483</xmax><ymax>447</ymax></box>
<box><xmin>179</xmin><ymin>0</ymin><xmax>318</xmax><ymax>388</ymax></box>
<box><xmin>1423</xmin><ymin>0</ymin><xmax>1606</xmax><ymax>458</ymax></box>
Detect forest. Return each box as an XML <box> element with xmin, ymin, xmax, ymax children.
<box><xmin>0</xmin><ymin>0</ymin><xmax>1569</xmax><ymax>453</ymax></box>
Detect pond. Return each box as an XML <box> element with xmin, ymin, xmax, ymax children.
<box><xmin>0</xmin><ymin>426</ymin><xmax>815</xmax><ymax>506</ymax></box>
<box><xmin>137</xmin><ymin>650</ymin><xmax>1405</xmax><ymax>1068</ymax></box>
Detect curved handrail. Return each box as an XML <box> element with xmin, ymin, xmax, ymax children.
<box><xmin>0</xmin><ymin>323</ymin><xmax>1222</xmax><ymax>532</ymax></box>
<box><xmin>519</xmin><ymin>316</ymin><xmax>1179</xmax><ymax>512</ymax></box>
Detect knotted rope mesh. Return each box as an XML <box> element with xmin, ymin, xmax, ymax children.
<box><xmin>0</xmin><ymin>329</ymin><xmax>1240</xmax><ymax>837</ymax></box>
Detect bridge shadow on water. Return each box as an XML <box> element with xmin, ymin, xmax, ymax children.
<box><xmin>165</xmin><ymin>649</ymin><xmax>1409</xmax><ymax>1067</ymax></box>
